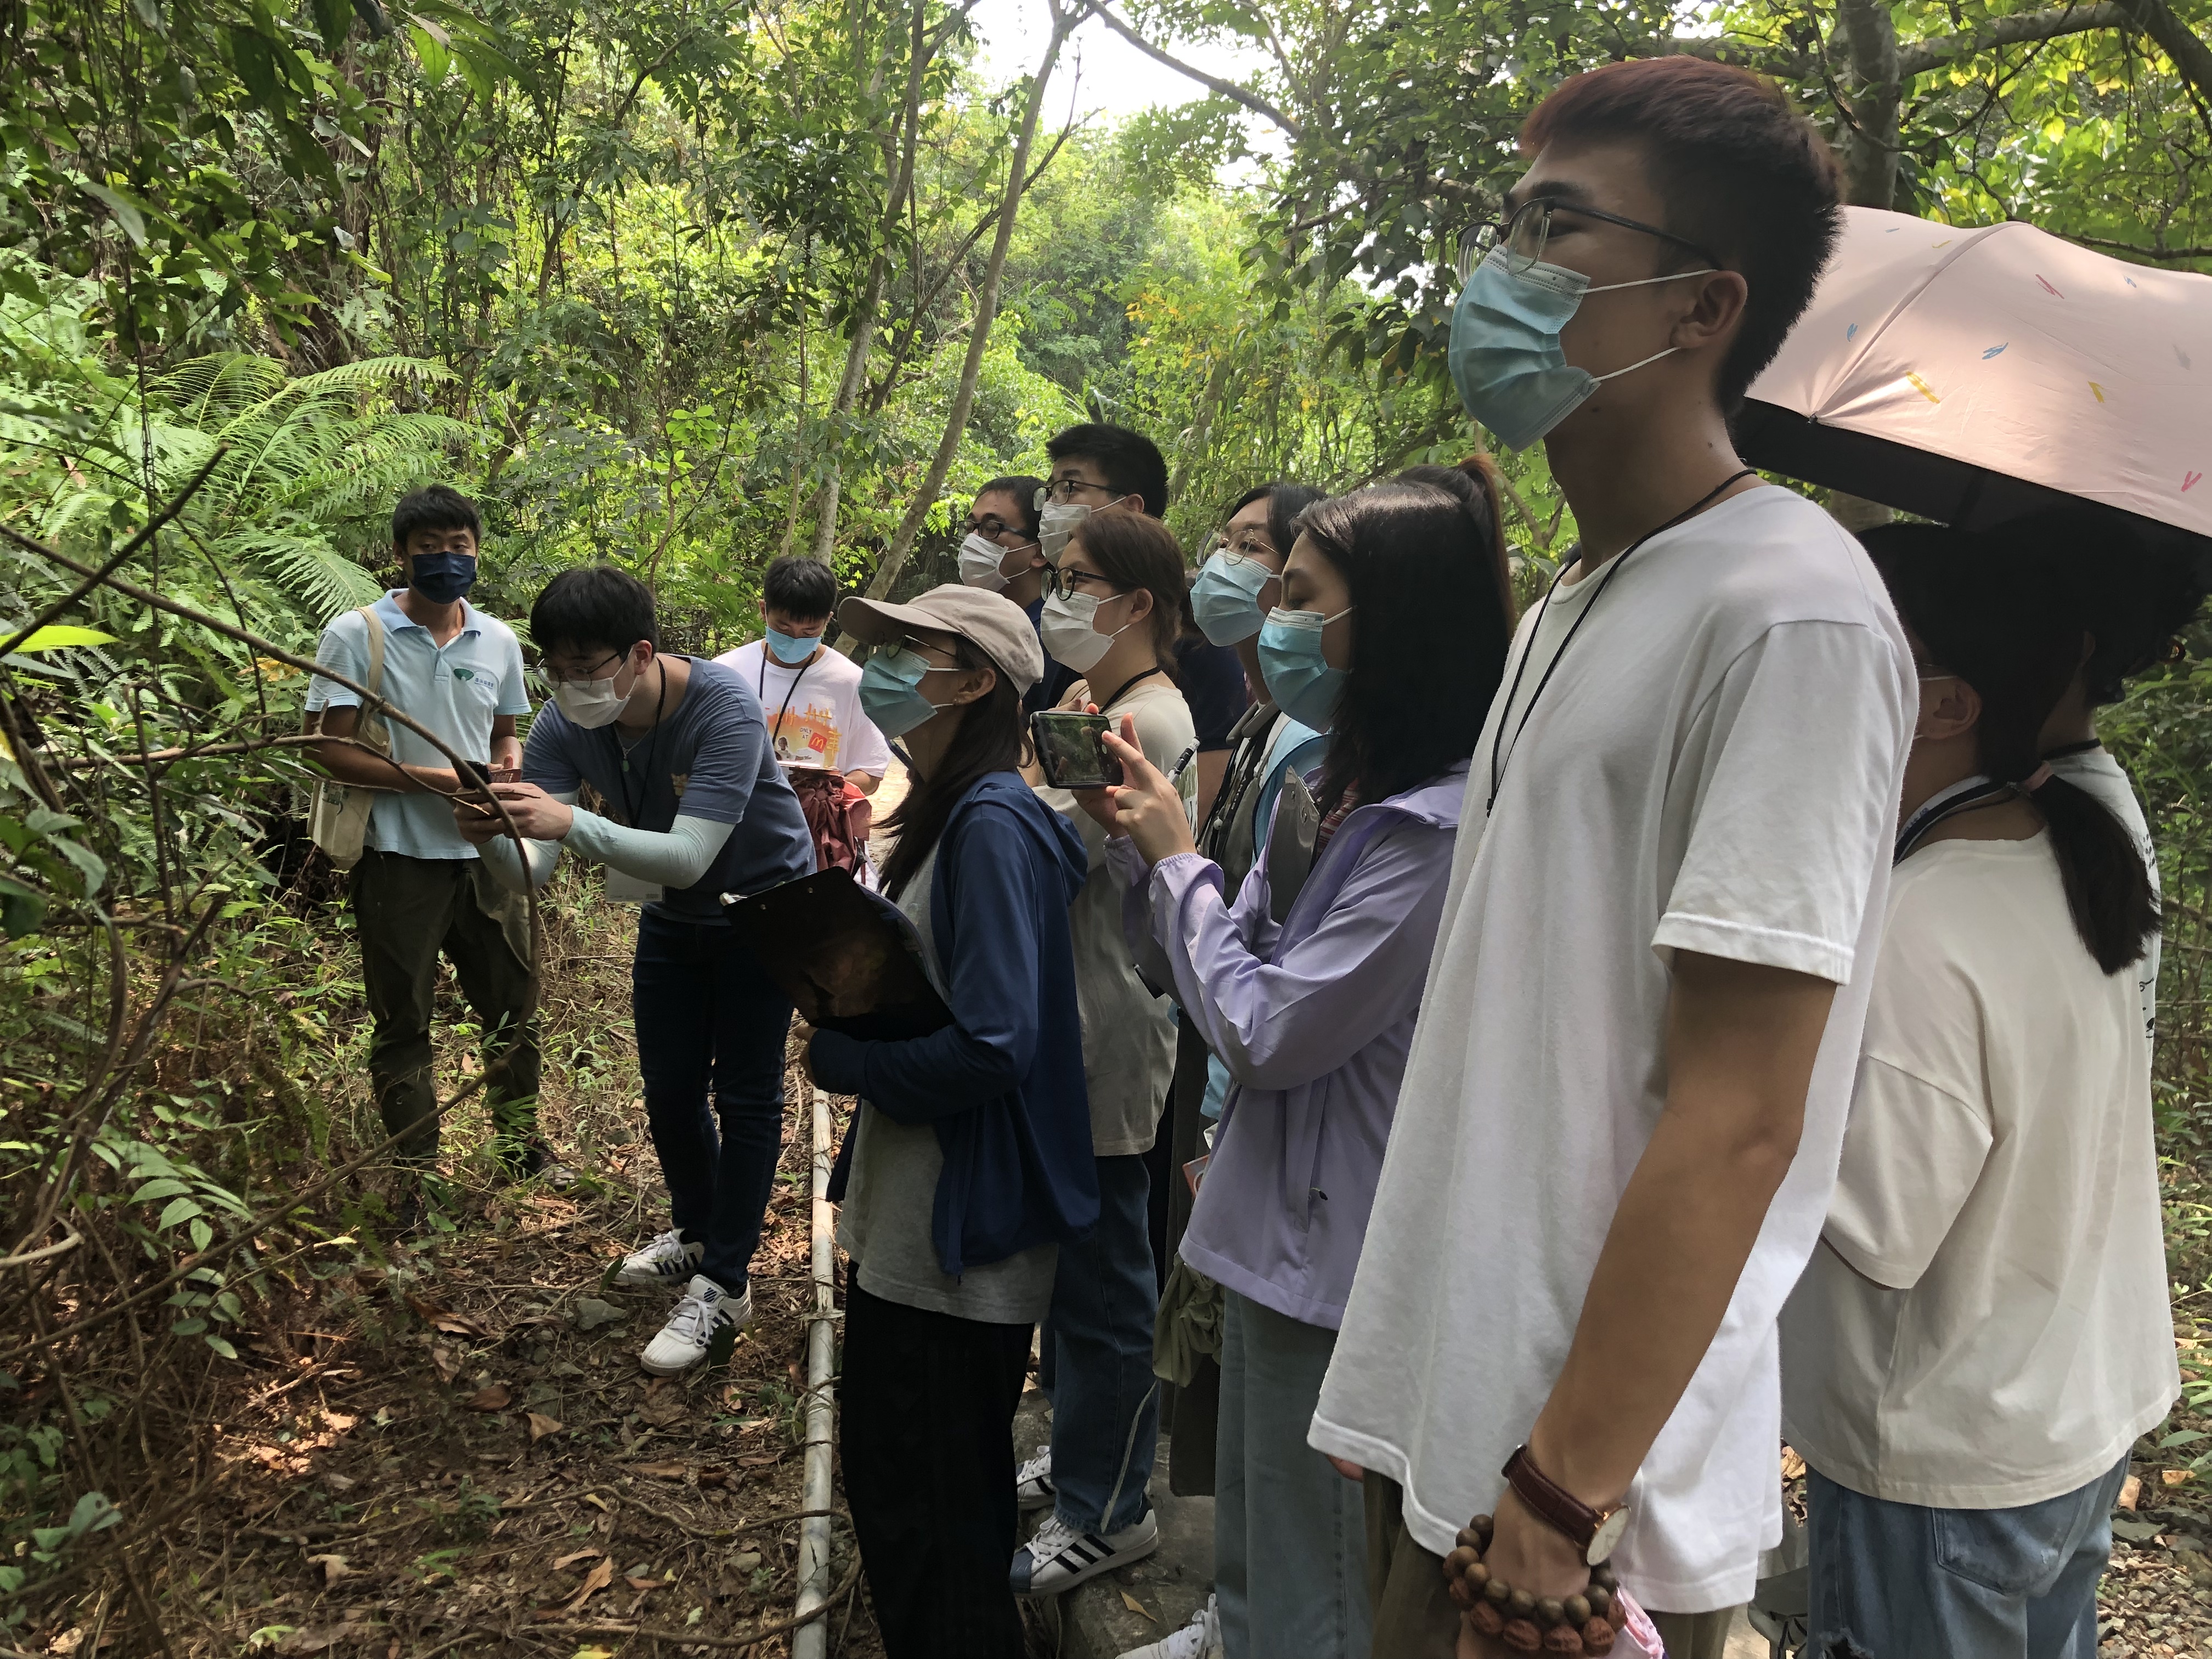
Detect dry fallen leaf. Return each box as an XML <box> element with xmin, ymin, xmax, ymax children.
<box><xmin>323</xmin><ymin>1471</ymin><xmax>358</xmax><ymax>1493</ymax></box>
<box><xmin>1779</xmin><ymin>1446</ymin><xmax>1807</xmax><ymax>1482</ymax></box>
<box><xmin>2166</xmin><ymin>1468</ymin><xmax>2195</xmax><ymax>1487</ymax></box>
<box><xmin>405</xmin><ymin>1291</ymin><xmax>496</xmax><ymax>1340</ymax></box>
<box><xmin>582</xmin><ymin>1493</ymin><xmax>613</xmax><ymax>1513</ymax></box>
<box><xmin>527</xmin><ymin>1412</ymin><xmax>564</xmax><ymax>1443</ymax></box>
<box><xmin>627</xmin><ymin>1460</ymin><xmax>690</xmax><ymax>1480</ymax></box>
<box><xmin>736</xmin><ymin>1453</ymin><xmax>780</xmax><ymax>1469</ymax></box>
<box><xmin>696</xmin><ymin>1468</ymin><xmax>731</xmax><ymax>1489</ymax></box>
<box><xmin>430</xmin><ymin>1345</ymin><xmax>460</xmax><ymax>1384</ymax></box>
<box><xmin>464</xmin><ymin>1382</ymin><xmax>514</xmax><ymax>1412</ymax></box>
<box><xmin>625</xmin><ymin>1575</ymin><xmax>663</xmax><ymax>1591</ymax></box>
<box><xmin>1121</xmin><ymin>1590</ymin><xmax>1156</xmax><ymax>1622</ymax></box>
<box><xmin>563</xmin><ymin>1556</ymin><xmax>614</xmax><ymax>1611</ymax></box>
<box><xmin>2119</xmin><ymin>1474</ymin><xmax>2143</xmax><ymax>1510</ymax></box>
<box><xmin>554</xmin><ymin>1548</ymin><xmax>606</xmax><ymax>1571</ymax></box>
<box><xmin>306</xmin><ymin>1553</ymin><xmax>351</xmax><ymax>1587</ymax></box>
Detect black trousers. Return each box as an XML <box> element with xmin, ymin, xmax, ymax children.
<box><xmin>840</xmin><ymin>1277</ymin><xmax>1033</xmax><ymax>1659</ymax></box>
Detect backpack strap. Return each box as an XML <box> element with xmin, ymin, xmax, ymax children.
<box><xmin>357</xmin><ymin>606</ymin><xmax>388</xmax><ymax>749</ymax></box>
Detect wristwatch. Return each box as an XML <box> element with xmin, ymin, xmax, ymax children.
<box><xmin>1502</xmin><ymin>1444</ymin><xmax>1633</xmax><ymax>1565</ymax></box>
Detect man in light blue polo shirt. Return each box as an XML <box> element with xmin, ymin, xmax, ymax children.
<box><xmin>306</xmin><ymin>484</ymin><xmax>545</xmax><ymax>1202</ymax></box>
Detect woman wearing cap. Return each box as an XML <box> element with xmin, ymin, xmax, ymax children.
<box><xmin>1011</xmin><ymin>506</ymin><xmax>1200</xmax><ymax>1598</ymax></box>
<box><xmin>797</xmin><ymin>584</ymin><xmax>1097</xmax><ymax>1659</ymax></box>
<box><xmin>1081</xmin><ymin>476</ymin><xmax>1513</xmax><ymax>1659</ymax></box>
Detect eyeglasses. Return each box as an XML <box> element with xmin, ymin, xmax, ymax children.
<box><xmin>1042</xmin><ymin>564</ymin><xmax>1129</xmax><ymax>602</ymax></box>
<box><xmin>969</xmin><ymin>517</ymin><xmax>1029</xmax><ymax>541</ymax></box>
<box><xmin>540</xmin><ymin>647</ymin><xmax>626</xmax><ymax>685</ymax></box>
<box><xmin>1457</xmin><ymin>196</ymin><xmax>1723</xmax><ymax>282</ymax></box>
<box><xmin>885</xmin><ymin>636</ymin><xmax>961</xmax><ymax>668</ymax></box>
<box><xmin>1035</xmin><ymin>476</ymin><xmax>1120</xmax><ymax>509</ymax></box>
<box><xmin>1212</xmin><ymin>532</ymin><xmax>1278</xmax><ymax>565</ymax></box>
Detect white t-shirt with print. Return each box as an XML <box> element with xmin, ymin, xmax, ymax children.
<box><xmin>1308</xmin><ymin>487</ymin><xmax>1915</xmax><ymax>1613</ymax></box>
<box><xmin>2047</xmin><ymin>745</ymin><xmax>2159</xmax><ymax>1051</ymax></box>
<box><xmin>714</xmin><ymin>640</ymin><xmax>893</xmax><ymax>780</ymax></box>
<box><xmin>1779</xmin><ymin>833</ymin><xmax>2176</xmax><ymax>1510</ymax></box>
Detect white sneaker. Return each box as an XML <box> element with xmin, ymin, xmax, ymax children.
<box><xmin>638</xmin><ymin>1275</ymin><xmax>748</xmax><ymax>1375</ymax></box>
<box><xmin>1015</xmin><ymin>1444</ymin><xmax>1057</xmax><ymax>1511</ymax></box>
<box><xmin>1011</xmin><ymin>1509</ymin><xmax>1158</xmax><ymax>1597</ymax></box>
<box><xmin>1116</xmin><ymin>1594</ymin><xmax>1221</xmax><ymax>1659</ymax></box>
<box><xmin>614</xmin><ymin>1228</ymin><xmax>704</xmax><ymax>1289</ymax></box>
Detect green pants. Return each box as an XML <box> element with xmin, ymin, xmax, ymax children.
<box><xmin>350</xmin><ymin>849</ymin><xmax>538</xmax><ymax>1159</ymax></box>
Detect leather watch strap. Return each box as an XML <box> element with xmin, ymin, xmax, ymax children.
<box><xmin>1501</xmin><ymin>1445</ymin><xmax>1600</xmax><ymax>1549</ymax></box>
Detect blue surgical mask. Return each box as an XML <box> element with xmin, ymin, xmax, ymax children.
<box><xmin>764</xmin><ymin>625</ymin><xmax>820</xmax><ymax>666</ymax></box>
<box><xmin>1191</xmin><ymin>550</ymin><xmax>1275</xmax><ymax>646</ymax></box>
<box><xmin>1256</xmin><ymin>604</ymin><xmax>1355</xmax><ymax>731</ymax></box>
<box><xmin>408</xmin><ymin>551</ymin><xmax>477</xmax><ymax>605</ymax></box>
<box><xmin>858</xmin><ymin>647</ymin><xmax>947</xmax><ymax>738</ymax></box>
<box><xmin>1447</xmin><ymin>249</ymin><xmax>1710</xmax><ymax>450</ymax></box>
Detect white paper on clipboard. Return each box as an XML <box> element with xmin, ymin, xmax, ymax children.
<box><xmin>605</xmin><ymin>866</ymin><xmax>664</xmax><ymax>905</ymax></box>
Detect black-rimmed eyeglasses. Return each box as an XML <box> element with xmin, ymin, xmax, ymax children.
<box><xmin>1457</xmin><ymin>197</ymin><xmax>1723</xmax><ymax>282</ymax></box>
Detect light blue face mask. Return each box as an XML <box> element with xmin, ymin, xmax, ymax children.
<box><xmin>1256</xmin><ymin>604</ymin><xmax>1355</xmax><ymax>731</ymax></box>
<box><xmin>1191</xmin><ymin>550</ymin><xmax>1277</xmax><ymax>646</ymax></box>
<box><xmin>1447</xmin><ymin>249</ymin><xmax>1711</xmax><ymax>450</ymax></box>
<box><xmin>764</xmin><ymin>625</ymin><xmax>821</xmax><ymax>665</ymax></box>
<box><xmin>857</xmin><ymin>647</ymin><xmax>947</xmax><ymax>738</ymax></box>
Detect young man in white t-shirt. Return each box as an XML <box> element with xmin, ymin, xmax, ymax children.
<box><xmin>715</xmin><ymin>555</ymin><xmax>890</xmax><ymax>791</ymax></box>
<box><xmin>1307</xmin><ymin>60</ymin><xmax>1914</xmax><ymax>1659</ymax></box>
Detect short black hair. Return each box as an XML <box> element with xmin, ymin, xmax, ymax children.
<box><xmin>974</xmin><ymin>476</ymin><xmax>1045</xmax><ymax>540</ymax></box>
<box><xmin>392</xmin><ymin>484</ymin><xmax>482</xmax><ymax>550</ymax></box>
<box><xmin>763</xmin><ymin>555</ymin><xmax>838</xmax><ymax>621</ymax></box>
<box><xmin>1226</xmin><ymin>481</ymin><xmax>1328</xmax><ymax>562</ymax></box>
<box><xmin>530</xmin><ymin>565</ymin><xmax>658</xmax><ymax>656</ymax></box>
<box><xmin>1521</xmin><ymin>57</ymin><xmax>1842</xmax><ymax>411</ymax></box>
<box><xmin>1046</xmin><ymin>424</ymin><xmax>1170</xmax><ymax>518</ymax></box>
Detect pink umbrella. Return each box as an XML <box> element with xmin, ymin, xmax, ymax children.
<box><xmin>1738</xmin><ymin>206</ymin><xmax>2212</xmax><ymax>563</ymax></box>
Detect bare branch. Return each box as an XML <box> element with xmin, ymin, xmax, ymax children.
<box><xmin>1091</xmin><ymin>7</ymin><xmax>1303</xmax><ymax>137</ymax></box>
<box><xmin>1897</xmin><ymin>2</ymin><xmax>2126</xmax><ymax>76</ymax></box>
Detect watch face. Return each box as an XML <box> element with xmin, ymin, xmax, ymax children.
<box><xmin>1587</xmin><ymin>1505</ymin><xmax>1632</xmax><ymax>1566</ymax></box>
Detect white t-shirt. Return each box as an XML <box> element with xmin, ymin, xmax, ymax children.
<box><xmin>1309</xmin><ymin>487</ymin><xmax>1914</xmax><ymax>1613</ymax></box>
<box><xmin>714</xmin><ymin>640</ymin><xmax>892</xmax><ymax>780</ymax></box>
<box><xmin>2047</xmin><ymin>746</ymin><xmax>2159</xmax><ymax>1051</ymax></box>
<box><xmin>1779</xmin><ymin>833</ymin><xmax>2177</xmax><ymax>1508</ymax></box>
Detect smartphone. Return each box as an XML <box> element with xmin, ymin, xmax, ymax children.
<box><xmin>457</xmin><ymin>758</ymin><xmax>492</xmax><ymax>787</ymax></box>
<box><xmin>1030</xmin><ymin>710</ymin><xmax>1123</xmax><ymax>790</ymax></box>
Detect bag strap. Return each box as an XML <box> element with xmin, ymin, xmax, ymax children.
<box><xmin>357</xmin><ymin>606</ymin><xmax>388</xmax><ymax>749</ymax></box>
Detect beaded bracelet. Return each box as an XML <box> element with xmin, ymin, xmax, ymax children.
<box><xmin>1441</xmin><ymin>1514</ymin><xmax>1620</xmax><ymax>1656</ymax></box>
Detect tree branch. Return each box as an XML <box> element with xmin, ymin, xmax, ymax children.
<box><xmin>1091</xmin><ymin>7</ymin><xmax>1302</xmax><ymax>137</ymax></box>
<box><xmin>2121</xmin><ymin>0</ymin><xmax>2212</xmax><ymax>106</ymax></box>
<box><xmin>1897</xmin><ymin>2</ymin><xmax>2126</xmax><ymax>76</ymax></box>
<box><xmin>2064</xmin><ymin>230</ymin><xmax>2212</xmax><ymax>259</ymax></box>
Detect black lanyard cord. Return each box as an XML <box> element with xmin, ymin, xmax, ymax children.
<box><xmin>1092</xmin><ymin>663</ymin><xmax>1165</xmax><ymax>714</ymax></box>
<box><xmin>616</xmin><ymin>658</ymin><xmax>669</xmax><ymax>827</ymax></box>
<box><xmin>759</xmin><ymin>647</ymin><xmax>814</xmax><ymax>741</ymax></box>
<box><xmin>1486</xmin><ymin>470</ymin><xmax>1757</xmax><ymax>813</ymax></box>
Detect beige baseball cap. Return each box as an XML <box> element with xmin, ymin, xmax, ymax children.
<box><xmin>837</xmin><ymin>584</ymin><xmax>1046</xmax><ymax>695</ymax></box>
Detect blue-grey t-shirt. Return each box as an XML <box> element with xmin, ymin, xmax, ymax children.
<box><xmin>524</xmin><ymin>657</ymin><xmax>815</xmax><ymax>920</ymax></box>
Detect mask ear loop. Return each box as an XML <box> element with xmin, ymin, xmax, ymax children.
<box><xmin>1576</xmin><ymin>268</ymin><xmax>1717</xmax><ymax>385</ymax></box>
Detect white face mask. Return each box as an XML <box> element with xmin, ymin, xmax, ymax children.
<box><xmin>960</xmin><ymin>531</ymin><xmax>1018</xmax><ymax>591</ymax></box>
<box><xmin>1040</xmin><ymin>589</ymin><xmax>1129</xmax><ymax>674</ymax></box>
<box><xmin>552</xmin><ymin>664</ymin><xmax>631</xmax><ymax>729</ymax></box>
<box><xmin>1039</xmin><ymin>502</ymin><xmax>1092</xmax><ymax>565</ymax></box>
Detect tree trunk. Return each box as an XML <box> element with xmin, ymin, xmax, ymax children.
<box><xmin>1836</xmin><ymin>0</ymin><xmax>1901</xmax><ymax>211</ymax></box>
<box><xmin>808</xmin><ymin>0</ymin><xmax>934</xmax><ymax>565</ymax></box>
<box><xmin>843</xmin><ymin>0</ymin><xmax>1078</xmax><ymax>624</ymax></box>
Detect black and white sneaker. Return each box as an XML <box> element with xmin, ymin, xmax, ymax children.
<box><xmin>638</xmin><ymin>1275</ymin><xmax>749</xmax><ymax>1375</ymax></box>
<box><xmin>1015</xmin><ymin>1444</ymin><xmax>1057</xmax><ymax>1512</ymax></box>
<box><xmin>1010</xmin><ymin>1510</ymin><xmax>1158</xmax><ymax>1597</ymax></box>
<box><xmin>614</xmin><ymin>1228</ymin><xmax>704</xmax><ymax>1289</ymax></box>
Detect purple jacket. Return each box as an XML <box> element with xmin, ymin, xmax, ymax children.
<box><xmin>1113</xmin><ymin>764</ymin><xmax>1467</xmax><ymax>1328</ymax></box>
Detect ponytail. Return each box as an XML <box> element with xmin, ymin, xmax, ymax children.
<box><xmin>1863</xmin><ymin>521</ymin><xmax>2158</xmax><ymax>975</ymax></box>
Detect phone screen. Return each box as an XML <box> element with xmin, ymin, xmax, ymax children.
<box><xmin>1031</xmin><ymin>712</ymin><xmax>1123</xmax><ymax>790</ymax></box>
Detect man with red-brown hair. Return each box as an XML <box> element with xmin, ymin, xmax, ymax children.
<box><xmin>1310</xmin><ymin>58</ymin><xmax>1915</xmax><ymax>1659</ymax></box>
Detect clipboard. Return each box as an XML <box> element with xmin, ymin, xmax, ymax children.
<box><xmin>722</xmin><ymin>867</ymin><xmax>952</xmax><ymax>1042</ymax></box>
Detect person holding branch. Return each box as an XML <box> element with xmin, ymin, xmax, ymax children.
<box><xmin>1082</xmin><ymin>478</ymin><xmax>1513</xmax><ymax>1659</ymax></box>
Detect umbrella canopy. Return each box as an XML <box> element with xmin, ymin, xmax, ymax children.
<box><xmin>1737</xmin><ymin>206</ymin><xmax>2212</xmax><ymax>569</ymax></box>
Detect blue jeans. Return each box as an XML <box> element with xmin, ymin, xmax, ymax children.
<box><xmin>1044</xmin><ymin>1153</ymin><xmax>1159</xmax><ymax>1534</ymax></box>
<box><xmin>631</xmin><ymin>911</ymin><xmax>793</xmax><ymax>1294</ymax></box>
<box><xmin>1807</xmin><ymin>1457</ymin><xmax>2130</xmax><ymax>1659</ymax></box>
<box><xmin>1216</xmin><ymin>1290</ymin><xmax>1370</xmax><ymax>1659</ymax></box>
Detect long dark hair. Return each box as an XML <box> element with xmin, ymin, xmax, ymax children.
<box><xmin>1864</xmin><ymin>522</ymin><xmax>2158</xmax><ymax>974</ymax></box>
<box><xmin>1067</xmin><ymin>506</ymin><xmax>1194</xmax><ymax>672</ymax></box>
<box><xmin>1295</xmin><ymin>472</ymin><xmax>1515</xmax><ymax>814</ymax></box>
<box><xmin>878</xmin><ymin>635</ymin><xmax>1027</xmax><ymax>901</ymax></box>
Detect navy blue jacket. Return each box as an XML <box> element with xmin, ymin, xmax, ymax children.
<box><xmin>812</xmin><ymin>772</ymin><xmax>1098</xmax><ymax>1277</ymax></box>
